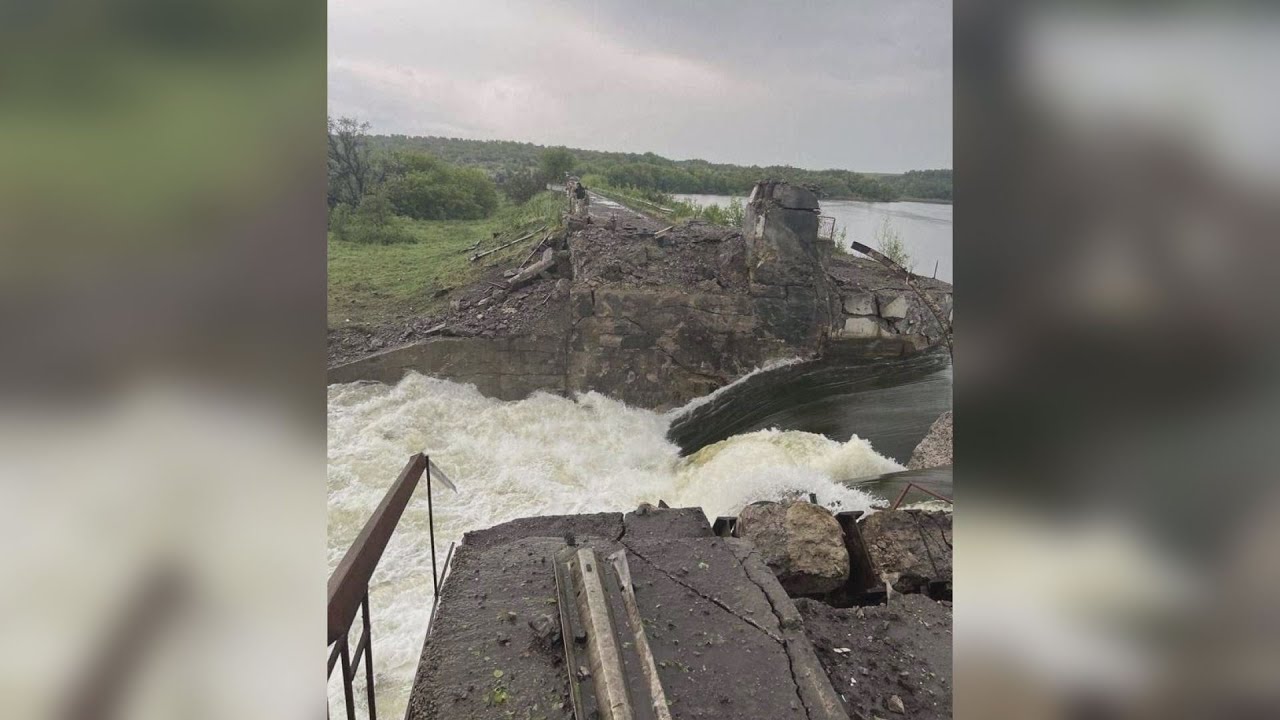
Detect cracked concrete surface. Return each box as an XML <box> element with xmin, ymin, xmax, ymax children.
<box><xmin>409</xmin><ymin>509</ymin><xmax>849</xmax><ymax>720</ymax></box>
<box><xmin>621</xmin><ymin>540</ymin><xmax>784</xmax><ymax>645</ymax></box>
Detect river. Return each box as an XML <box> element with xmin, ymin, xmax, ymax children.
<box><xmin>673</xmin><ymin>193</ymin><xmax>953</xmax><ymax>283</ymax></box>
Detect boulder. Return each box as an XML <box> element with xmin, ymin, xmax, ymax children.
<box><xmin>907</xmin><ymin>411</ymin><xmax>952</xmax><ymax>469</ymax></box>
<box><xmin>736</xmin><ymin>501</ymin><xmax>849</xmax><ymax>595</ymax></box>
<box><xmin>859</xmin><ymin>510</ymin><xmax>952</xmax><ymax>594</ymax></box>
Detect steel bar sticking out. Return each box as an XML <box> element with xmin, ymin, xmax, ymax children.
<box><xmin>428</xmin><ymin>459</ymin><xmax>438</xmax><ymax>598</ymax></box>
<box><xmin>849</xmin><ymin>239</ymin><xmax>952</xmax><ymax>355</ymax></box>
<box><xmin>890</xmin><ymin>481</ymin><xmax>954</xmax><ymax>510</ymax></box>
<box><xmin>428</xmin><ymin>541</ymin><xmax>457</xmax><ymax>632</ymax></box>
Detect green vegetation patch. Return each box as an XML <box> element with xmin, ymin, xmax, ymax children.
<box><xmin>328</xmin><ymin>192</ymin><xmax>565</xmax><ymax>329</ymax></box>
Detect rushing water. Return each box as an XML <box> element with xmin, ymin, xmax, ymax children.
<box><xmin>328</xmin><ymin>354</ymin><xmax>952</xmax><ymax>716</ymax></box>
<box><xmin>673</xmin><ymin>193</ymin><xmax>953</xmax><ymax>282</ymax></box>
<box><xmin>669</xmin><ymin>351</ymin><xmax>953</xmax><ymax>464</ymax></box>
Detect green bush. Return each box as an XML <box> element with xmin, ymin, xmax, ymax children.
<box><xmin>874</xmin><ymin>217</ymin><xmax>913</xmax><ymax>271</ymax></box>
<box><xmin>726</xmin><ymin>198</ymin><xmax>745</xmax><ymax>227</ymax></box>
<box><xmin>380</xmin><ymin>151</ymin><xmax>499</xmax><ymax>221</ymax></box>
<box><xmin>498</xmin><ymin>169</ymin><xmax>548</xmax><ymax>205</ymax></box>
<box><xmin>695</xmin><ymin>197</ymin><xmax>745</xmax><ymax>227</ymax></box>
<box><xmin>540</xmin><ymin>147</ymin><xmax>576</xmax><ymax>182</ymax></box>
<box><xmin>330</xmin><ymin>193</ymin><xmax>415</xmax><ymax>245</ymax></box>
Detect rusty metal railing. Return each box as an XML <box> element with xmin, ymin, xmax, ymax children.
<box><xmin>889</xmin><ymin>481</ymin><xmax>953</xmax><ymax>510</ymax></box>
<box><xmin>818</xmin><ymin>215</ymin><xmax>837</xmax><ymax>241</ymax></box>
<box><xmin>327</xmin><ymin>453</ymin><xmax>456</xmax><ymax>720</ymax></box>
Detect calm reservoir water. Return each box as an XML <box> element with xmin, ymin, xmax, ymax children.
<box><xmin>674</xmin><ymin>194</ymin><xmax>953</xmax><ymax>283</ymax></box>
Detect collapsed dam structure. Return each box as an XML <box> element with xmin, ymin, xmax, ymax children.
<box><xmin>326</xmin><ymin>180</ymin><xmax>954</xmax><ymax>718</ymax></box>
<box><xmin>328</xmin><ymin>181</ymin><xmax>953</xmax><ymax>410</ymax></box>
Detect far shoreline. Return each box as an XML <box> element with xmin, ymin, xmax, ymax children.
<box><xmin>679</xmin><ymin>192</ymin><xmax>952</xmax><ymax>206</ymax></box>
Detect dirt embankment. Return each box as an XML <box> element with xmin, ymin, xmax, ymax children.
<box><xmin>329</xmin><ymin>189</ymin><xmax>751</xmax><ymax>366</ymax></box>
<box><xmin>329</xmin><ymin>182</ymin><xmax>954</xmax><ymax>409</ymax></box>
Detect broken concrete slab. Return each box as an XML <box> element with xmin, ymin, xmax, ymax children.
<box><xmin>768</xmin><ymin>183</ymin><xmax>820</xmax><ymax>211</ymax></box>
<box><xmin>622</xmin><ymin>504</ymin><xmax>713</xmax><ymax>541</ymax></box>
<box><xmin>623</xmin><ymin>537</ymin><xmax>849</xmax><ymax>720</ymax></box>
<box><xmin>461</xmin><ymin>512</ymin><xmax>622</xmax><ymax>549</ymax></box>
<box><xmin>410</xmin><ymin>508</ymin><xmax>851</xmax><ymax>720</ymax></box>
<box><xmin>877</xmin><ymin>293</ymin><xmax>909</xmax><ymax>319</ymax></box>
<box><xmin>405</xmin><ymin>537</ymin><xmax>575</xmax><ymax>720</ymax></box>
<box><xmin>842</xmin><ymin>316</ymin><xmax>882</xmax><ymax>338</ymax></box>
<box><xmin>842</xmin><ymin>292</ymin><xmax>876</xmax><ymax>315</ymax></box>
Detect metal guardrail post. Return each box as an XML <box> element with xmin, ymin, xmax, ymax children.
<box><xmin>327</xmin><ymin>453</ymin><xmax>457</xmax><ymax>720</ymax></box>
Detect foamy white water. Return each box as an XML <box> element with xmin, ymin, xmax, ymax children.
<box><xmin>327</xmin><ymin>371</ymin><xmax>902</xmax><ymax>717</ymax></box>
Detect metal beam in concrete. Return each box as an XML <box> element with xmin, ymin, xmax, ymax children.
<box><xmin>555</xmin><ymin>547</ymin><xmax>674</xmax><ymax>720</ymax></box>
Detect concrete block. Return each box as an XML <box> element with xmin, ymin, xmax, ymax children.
<box><xmin>842</xmin><ymin>317</ymin><xmax>881</xmax><ymax>338</ymax></box>
<box><xmin>842</xmin><ymin>292</ymin><xmax>875</xmax><ymax>315</ymax></box>
<box><xmin>878</xmin><ymin>294</ymin><xmax>909</xmax><ymax>319</ymax></box>
<box><xmin>770</xmin><ymin>183</ymin><xmax>819</xmax><ymax>210</ymax></box>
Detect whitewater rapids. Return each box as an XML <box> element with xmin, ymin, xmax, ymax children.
<box><xmin>327</xmin><ymin>371</ymin><xmax>902</xmax><ymax>717</ymax></box>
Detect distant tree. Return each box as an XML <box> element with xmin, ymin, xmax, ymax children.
<box><xmin>498</xmin><ymin>169</ymin><xmax>547</xmax><ymax>205</ymax></box>
<box><xmin>327</xmin><ymin>116</ymin><xmax>374</xmax><ymax>207</ymax></box>
<box><xmin>359</xmin><ymin>135</ymin><xmax>951</xmax><ymax>202</ymax></box>
<box><xmin>539</xmin><ymin>147</ymin><xmax>576</xmax><ymax>182</ymax></box>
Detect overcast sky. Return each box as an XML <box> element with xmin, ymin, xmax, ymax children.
<box><xmin>329</xmin><ymin>0</ymin><xmax>951</xmax><ymax>173</ymax></box>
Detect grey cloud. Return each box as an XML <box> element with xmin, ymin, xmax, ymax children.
<box><xmin>328</xmin><ymin>0</ymin><xmax>951</xmax><ymax>172</ymax></box>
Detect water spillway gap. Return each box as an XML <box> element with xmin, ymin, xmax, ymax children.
<box><xmin>668</xmin><ymin>350</ymin><xmax>953</xmax><ymax>462</ymax></box>
<box><xmin>327</xmin><ymin>356</ymin><xmax>951</xmax><ymax>717</ymax></box>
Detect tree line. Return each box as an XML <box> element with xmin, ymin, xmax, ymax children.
<box><xmin>367</xmin><ymin>134</ymin><xmax>952</xmax><ymax>202</ymax></box>
<box><xmin>327</xmin><ymin>118</ymin><xmax>574</xmax><ymax>243</ymax></box>
<box><xmin>329</xmin><ymin>119</ymin><xmax>952</xmax><ymax>243</ymax></box>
